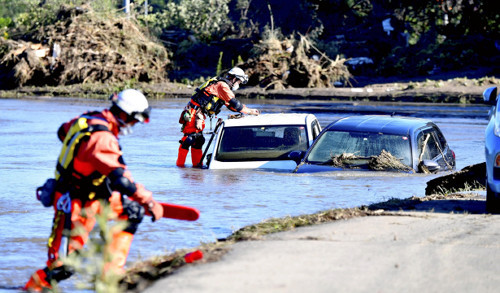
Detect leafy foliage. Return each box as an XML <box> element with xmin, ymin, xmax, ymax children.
<box><xmin>63</xmin><ymin>200</ymin><xmax>129</xmax><ymax>293</ymax></box>
<box><xmin>138</xmin><ymin>0</ymin><xmax>232</xmax><ymax>42</ymax></box>
<box><xmin>1</xmin><ymin>0</ymin><xmax>499</xmax><ymax>87</ymax></box>
<box><xmin>1</xmin><ymin>0</ymin><xmax>120</xmax><ymax>32</ymax></box>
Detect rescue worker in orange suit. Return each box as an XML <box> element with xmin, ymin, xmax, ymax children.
<box><xmin>176</xmin><ymin>67</ymin><xmax>260</xmax><ymax>167</ymax></box>
<box><xmin>24</xmin><ymin>89</ymin><xmax>163</xmax><ymax>292</ymax></box>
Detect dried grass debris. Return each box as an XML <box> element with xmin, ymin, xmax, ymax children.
<box><xmin>330</xmin><ymin>153</ymin><xmax>358</xmax><ymax>167</ymax></box>
<box><xmin>242</xmin><ymin>33</ymin><xmax>352</xmax><ymax>90</ymax></box>
<box><xmin>0</xmin><ymin>5</ymin><xmax>170</xmax><ymax>89</ymax></box>
<box><xmin>328</xmin><ymin>150</ymin><xmax>413</xmax><ymax>172</ymax></box>
<box><xmin>369</xmin><ymin>149</ymin><xmax>413</xmax><ymax>172</ymax></box>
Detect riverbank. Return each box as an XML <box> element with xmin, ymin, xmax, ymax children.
<box><xmin>1</xmin><ymin>70</ymin><xmax>498</xmax><ymax>103</ymax></box>
<box><xmin>122</xmin><ymin>192</ymin><xmax>497</xmax><ymax>293</ymax></box>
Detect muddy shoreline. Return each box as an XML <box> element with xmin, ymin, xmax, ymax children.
<box><xmin>1</xmin><ymin>70</ymin><xmax>498</xmax><ymax>104</ymax></box>
<box><xmin>141</xmin><ymin>193</ymin><xmax>494</xmax><ymax>293</ymax></box>
<box><xmin>123</xmin><ymin>192</ymin><xmax>489</xmax><ymax>292</ymax></box>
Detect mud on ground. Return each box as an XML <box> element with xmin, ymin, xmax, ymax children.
<box><xmin>1</xmin><ymin>69</ymin><xmax>498</xmax><ymax>104</ymax></box>
<box><xmin>122</xmin><ymin>190</ymin><xmax>486</xmax><ymax>292</ymax></box>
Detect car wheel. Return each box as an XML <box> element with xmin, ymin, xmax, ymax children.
<box><xmin>486</xmin><ymin>184</ymin><xmax>500</xmax><ymax>214</ymax></box>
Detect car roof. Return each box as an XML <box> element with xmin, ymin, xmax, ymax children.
<box><xmin>326</xmin><ymin>115</ymin><xmax>434</xmax><ymax>135</ymax></box>
<box><xmin>222</xmin><ymin>113</ymin><xmax>317</xmax><ymax>127</ymax></box>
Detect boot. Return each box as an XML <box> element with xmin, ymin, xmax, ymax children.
<box><xmin>104</xmin><ymin>231</ymin><xmax>134</xmax><ymax>277</ymax></box>
<box><xmin>191</xmin><ymin>148</ymin><xmax>203</xmax><ymax>167</ymax></box>
<box><xmin>24</xmin><ymin>268</ymin><xmax>52</xmax><ymax>292</ymax></box>
<box><xmin>176</xmin><ymin>147</ymin><xmax>189</xmax><ymax>167</ymax></box>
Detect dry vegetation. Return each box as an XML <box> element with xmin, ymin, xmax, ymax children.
<box><xmin>0</xmin><ymin>5</ymin><xmax>169</xmax><ymax>89</ymax></box>
<box><xmin>329</xmin><ymin>150</ymin><xmax>413</xmax><ymax>172</ymax></box>
<box><xmin>0</xmin><ymin>6</ymin><xmax>353</xmax><ymax>92</ymax></box>
<box><xmin>369</xmin><ymin>149</ymin><xmax>413</xmax><ymax>172</ymax></box>
<box><xmin>242</xmin><ymin>33</ymin><xmax>352</xmax><ymax>90</ymax></box>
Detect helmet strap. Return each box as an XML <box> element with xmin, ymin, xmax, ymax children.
<box><xmin>220</xmin><ymin>76</ymin><xmax>234</xmax><ymax>88</ymax></box>
<box><xmin>116</xmin><ymin>113</ymin><xmax>136</xmax><ymax>136</ymax></box>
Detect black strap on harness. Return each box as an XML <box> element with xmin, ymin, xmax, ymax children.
<box><xmin>56</xmin><ymin>124</ymin><xmax>111</xmax><ymax>182</ymax></box>
<box><xmin>56</xmin><ymin>116</ymin><xmax>113</xmax><ymax>200</ymax></box>
<box><xmin>191</xmin><ymin>78</ymin><xmax>226</xmax><ymax>117</ymax></box>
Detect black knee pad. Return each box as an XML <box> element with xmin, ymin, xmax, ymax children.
<box><xmin>46</xmin><ymin>265</ymin><xmax>74</xmax><ymax>283</ymax></box>
<box><xmin>192</xmin><ymin>134</ymin><xmax>206</xmax><ymax>149</ymax></box>
<box><xmin>181</xmin><ymin>135</ymin><xmax>195</xmax><ymax>149</ymax></box>
<box><xmin>122</xmin><ymin>197</ymin><xmax>145</xmax><ymax>234</ymax></box>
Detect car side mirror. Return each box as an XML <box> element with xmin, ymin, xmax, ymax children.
<box><xmin>419</xmin><ymin>160</ymin><xmax>440</xmax><ymax>173</ymax></box>
<box><xmin>483</xmin><ymin>87</ymin><xmax>498</xmax><ymax>106</ymax></box>
<box><xmin>288</xmin><ymin>151</ymin><xmax>305</xmax><ymax>165</ymax></box>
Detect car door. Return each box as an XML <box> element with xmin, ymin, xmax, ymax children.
<box><xmin>416</xmin><ymin>127</ymin><xmax>453</xmax><ymax>171</ymax></box>
<box><xmin>431</xmin><ymin>125</ymin><xmax>455</xmax><ymax>170</ymax></box>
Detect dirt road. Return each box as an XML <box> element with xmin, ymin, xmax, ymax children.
<box><xmin>142</xmin><ymin>195</ymin><xmax>500</xmax><ymax>293</ymax></box>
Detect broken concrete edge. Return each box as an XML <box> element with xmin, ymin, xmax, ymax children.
<box><xmin>121</xmin><ymin>190</ymin><xmax>485</xmax><ymax>292</ymax></box>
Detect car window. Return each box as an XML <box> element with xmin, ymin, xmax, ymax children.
<box><xmin>306</xmin><ymin>130</ymin><xmax>411</xmax><ymax>166</ymax></box>
<box><xmin>216</xmin><ymin>125</ymin><xmax>308</xmax><ymax>161</ymax></box>
<box><xmin>417</xmin><ymin>129</ymin><xmax>441</xmax><ymax>161</ymax></box>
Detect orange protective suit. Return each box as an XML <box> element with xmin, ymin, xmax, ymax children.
<box><xmin>25</xmin><ymin>109</ymin><xmax>161</xmax><ymax>291</ymax></box>
<box><xmin>177</xmin><ymin>79</ymin><xmax>255</xmax><ymax>167</ymax></box>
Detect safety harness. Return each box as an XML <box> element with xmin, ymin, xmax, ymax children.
<box><xmin>189</xmin><ymin>77</ymin><xmax>228</xmax><ymax>117</ymax></box>
<box><xmin>45</xmin><ymin>113</ymin><xmax>114</xmax><ymax>263</ymax></box>
<box><xmin>55</xmin><ymin>113</ymin><xmax>113</xmax><ymax>200</ymax></box>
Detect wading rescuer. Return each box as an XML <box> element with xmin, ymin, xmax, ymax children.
<box><xmin>24</xmin><ymin>89</ymin><xmax>163</xmax><ymax>291</ymax></box>
<box><xmin>177</xmin><ymin>67</ymin><xmax>260</xmax><ymax>167</ymax></box>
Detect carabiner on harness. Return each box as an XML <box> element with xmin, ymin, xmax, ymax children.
<box><xmin>56</xmin><ymin>193</ymin><xmax>72</xmax><ymax>214</ymax></box>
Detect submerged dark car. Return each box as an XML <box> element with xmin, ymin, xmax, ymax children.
<box><xmin>292</xmin><ymin>115</ymin><xmax>456</xmax><ymax>173</ymax></box>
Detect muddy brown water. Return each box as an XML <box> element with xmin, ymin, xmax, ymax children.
<box><xmin>0</xmin><ymin>97</ymin><xmax>488</xmax><ymax>291</ymax></box>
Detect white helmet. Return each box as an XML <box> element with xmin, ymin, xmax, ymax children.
<box><xmin>227</xmin><ymin>67</ymin><xmax>249</xmax><ymax>84</ymax></box>
<box><xmin>112</xmin><ymin>89</ymin><xmax>151</xmax><ymax>123</ymax></box>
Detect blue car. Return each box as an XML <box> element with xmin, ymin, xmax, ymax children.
<box><xmin>292</xmin><ymin>115</ymin><xmax>456</xmax><ymax>174</ymax></box>
<box><xmin>483</xmin><ymin>87</ymin><xmax>500</xmax><ymax>213</ymax></box>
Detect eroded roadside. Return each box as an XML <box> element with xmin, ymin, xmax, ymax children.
<box><xmin>140</xmin><ymin>197</ymin><xmax>497</xmax><ymax>293</ymax></box>
<box><xmin>121</xmin><ymin>191</ymin><xmax>488</xmax><ymax>292</ymax></box>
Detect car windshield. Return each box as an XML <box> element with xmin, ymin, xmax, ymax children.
<box><xmin>215</xmin><ymin>125</ymin><xmax>308</xmax><ymax>161</ymax></box>
<box><xmin>306</xmin><ymin>130</ymin><xmax>412</xmax><ymax>168</ymax></box>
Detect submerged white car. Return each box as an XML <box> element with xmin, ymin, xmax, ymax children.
<box><xmin>202</xmin><ymin>113</ymin><xmax>322</xmax><ymax>170</ymax></box>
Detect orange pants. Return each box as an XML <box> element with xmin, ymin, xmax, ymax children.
<box><xmin>25</xmin><ymin>191</ymin><xmax>141</xmax><ymax>291</ymax></box>
<box><xmin>176</xmin><ymin>133</ymin><xmax>205</xmax><ymax>167</ymax></box>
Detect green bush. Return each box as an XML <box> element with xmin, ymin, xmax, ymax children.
<box><xmin>139</xmin><ymin>0</ymin><xmax>232</xmax><ymax>42</ymax></box>
<box><xmin>6</xmin><ymin>0</ymin><xmax>120</xmax><ymax>30</ymax></box>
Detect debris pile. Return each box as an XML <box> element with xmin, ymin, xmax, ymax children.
<box><xmin>330</xmin><ymin>153</ymin><xmax>358</xmax><ymax>168</ymax></box>
<box><xmin>241</xmin><ymin>34</ymin><xmax>351</xmax><ymax>89</ymax></box>
<box><xmin>0</xmin><ymin>5</ymin><xmax>169</xmax><ymax>89</ymax></box>
<box><xmin>330</xmin><ymin>150</ymin><xmax>413</xmax><ymax>172</ymax></box>
<box><xmin>369</xmin><ymin>149</ymin><xmax>413</xmax><ymax>172</ymax></box>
